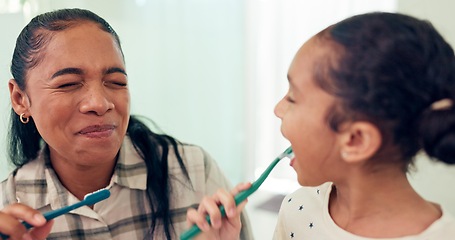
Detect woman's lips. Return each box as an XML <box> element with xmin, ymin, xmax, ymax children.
<box><xmin>78</xmin><ymin>125</ymin><xmax>115</xmax><ymax>138</ymax></box>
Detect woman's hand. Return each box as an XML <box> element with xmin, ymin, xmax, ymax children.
<box><xmin>186</xmin><ymin>182</ymin><xmax>251</xmax><ymax>240</ymax></box>
<box><xmin>0</xmin><ymin>203</ymin><xmax>53</xmax><ymax>240</ymax></box>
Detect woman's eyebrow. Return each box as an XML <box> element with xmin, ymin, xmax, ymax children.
<box><xmin>50</xmin><ymin>67</ymin><xmax>127</xmax><ymax>80</ymax></box>
<box><xmin>106</xmin><ymin>67</ymin><xmax>127</xmax><ymax>76</ymax></box>
<box><xmin>51</xmin><ymin>67</ymin><xmax>83</xmax><ymax>79</ymax></box>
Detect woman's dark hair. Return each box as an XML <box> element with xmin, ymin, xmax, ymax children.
<box><xmin>314</xmin><ymin>12</ymin><xmax>455</xmax><ymax>169</ymax></box>
<box><xmin>8</xmin><ymin>8</ymin><xmax>189</xmax><ymax>239</ymax></box>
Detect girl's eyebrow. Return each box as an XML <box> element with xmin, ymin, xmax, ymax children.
<box><xmin>287</xmin><ymin>73</ymin><xmax>302</xmax><ymax>95</ymax></box>
<box><xmin>287</xmin><ymin>74</ymin><xmax>296</xmax><ymax>89</ymax></box>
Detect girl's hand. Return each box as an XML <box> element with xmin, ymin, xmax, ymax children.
<box><xmin>0</xmin><ymin>203</ymin><xmax>53</xmax><ymax>240</ymax></box>
<box><xmin>186</xmin><ymin>182</ymin><xmax>252</xmax><ymax>240</ymax></box>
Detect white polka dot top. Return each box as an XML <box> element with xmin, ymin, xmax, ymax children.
<box><xmin>273</xmin><ymin>182</ymin><xmax>455</xmax><ymax>240</ymax></box>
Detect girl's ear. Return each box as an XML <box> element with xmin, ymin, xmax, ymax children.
<box><xmin>338</xmin><ymin>121</ymin><xmax>382</xmax><ymax>164</ymax></box>
<box><xmin>9</xmin><ymin>79</ymin><xmax>31</xmax><ymax>116</ymax></box>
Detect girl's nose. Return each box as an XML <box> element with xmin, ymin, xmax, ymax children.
<box><xmin>274</xmin><ymin>97</ymin><xmax>287</xmax><ymax>119</ymax></box>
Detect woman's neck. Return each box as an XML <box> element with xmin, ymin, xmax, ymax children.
<box><xmin>49</xmin><ymin>153</ymin><xmax>116</xmax><ymax>200</ymax></box>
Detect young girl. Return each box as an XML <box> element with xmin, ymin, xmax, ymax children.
<box><xmin>186</xmin><ymin>12</ymin><xmax>455</xmax><ymax>239</ymax></box>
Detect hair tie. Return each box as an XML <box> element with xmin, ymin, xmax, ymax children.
<box><xmin>430</xmin><ymin>98</ymin><xmax>453</xmax><ymax>111</ymax></box>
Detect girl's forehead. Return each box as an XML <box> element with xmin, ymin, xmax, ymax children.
<box><xmin>290</xmin><ymin>36</ymin><xmax>331</xmax><ymax>74</ymax></box>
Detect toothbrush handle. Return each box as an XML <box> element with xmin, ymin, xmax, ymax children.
<box><xmin>179</xmin><ymin>182</ymin><xmax>260</xmax><ymax>240</ymax></box>
<box><xmin>0</xmin><ymin>189</ymin><xmax>110</xmax><ymax>239</ymax></box>
<box><xmin>41</xmin><ymin>202</ymin><xmax>84</xmax><ymax>221</ymax></box>
<box><xmin>21</xmin><ymin>202</ymin><xmax>84</xmax><ymax>229</ymax></box>
<box><xmin>0</xmin><ymin>218</ymin><xmax>37</xmax><ymax>239</ymax></box>
<box><xmin>0</xmin><ymin>215</ymin><xmax>51</xmax><ymax>239</ymax></box>
<box><xmin>180</xmin><ymin>160</ymin><xmax>278</xmax><ymax>240</ymax></box>
<box><xmin>179</xmin><ymin>198</ymin><xmax>231</xmax><ymax>240</ymax></box>
<box><xmin>180</xmin><ymin>146</ymin><xmax>292</xmax><ymax>240</ymax></box>
<box><xmin>0</xmin><ymin>202</ymin><xmax>85</xmax><ymax>239</ymax></box>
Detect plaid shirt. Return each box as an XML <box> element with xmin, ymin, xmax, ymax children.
<box><xmin>0</xmin><ymin>137</ymin><xmax>253</xmax><ymax>239</ymax></box>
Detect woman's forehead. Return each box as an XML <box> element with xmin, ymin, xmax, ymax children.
<box><xmin>26</xmin><ymin>23</ymin><xmax>124</xmax><ymax>79</ymax></box>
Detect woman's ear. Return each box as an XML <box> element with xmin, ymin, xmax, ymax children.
<box><xmin>9</xmin><ymin>79</ymin><xmax>31</xmax><ymax>116</ymax></box>
<box><xmin>338</xmin><ymin>121</ymin><xmax>382</xmax><ymax>164</ymax></box>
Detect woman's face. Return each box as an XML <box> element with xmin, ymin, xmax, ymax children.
<box><xmin>17</xmin><ymin>22</ymin><xmax>130</xmax><ymax>166</ymax></box>
<box><xmin>274</xmin><ymin>36</ymin><xmax>342</xmax><ymax>186</ymax></box>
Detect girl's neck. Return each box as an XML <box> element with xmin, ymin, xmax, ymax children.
<box><xmin>329</xmin><ymin>167</ymin><xmax>441</xmax><ymax>238</ymax></box>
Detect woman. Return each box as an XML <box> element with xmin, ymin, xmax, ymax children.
<box><xmin>0</xmin><ymin>8</ymin><xmax>252</xmax><ymax>240</ymax></box>
<box><xmin>186</xmin><ymin>12</ymin><xmax>455</xmax><ymax>239</ymax></box>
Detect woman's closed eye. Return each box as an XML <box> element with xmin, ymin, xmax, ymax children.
<box><xmin>57</xmin><ymin>81</ymin><xmax>82</xmax><ymax>89</ymax></box>
<box><xmin>104</xmin><ymin>80</ymin><xmax>128</xmax><ymax>88</ymax></box>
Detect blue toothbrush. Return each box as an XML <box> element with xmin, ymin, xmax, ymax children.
<box><xmin>180</xmin><ymin>146</ymin><xmax>293</xmax><ymax>240</ymax></box>
<box><xmin>0</xmin><ymin>188</ymin><xmax>110</xmax><ymax>239</ymax></box>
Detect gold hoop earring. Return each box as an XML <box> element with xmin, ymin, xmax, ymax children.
<box><xmin>20</xmin><ymin>113</ymin><xmax>29</xmax><ymax>124</ymax></box>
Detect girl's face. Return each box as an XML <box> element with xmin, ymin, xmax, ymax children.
<box><xmin>274</xmin><ymin>36</ymin><xmax>343</xmax><ymax>186</ymax></box>
<box><xmin>11</xmin><ymin>22</ymin><xmax>130</xmax><ymax>167</ymax></box>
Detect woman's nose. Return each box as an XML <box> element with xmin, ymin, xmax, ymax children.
<box><xmin>79</xmin><ymin>84</ymin><xmax>114</xmax><ymax>115</ymax></box>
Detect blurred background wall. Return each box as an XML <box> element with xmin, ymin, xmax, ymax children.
<box><xmin>0</xmin><ymin>0</ymin><xmax>454</xmax><ymax>218</ymax></box>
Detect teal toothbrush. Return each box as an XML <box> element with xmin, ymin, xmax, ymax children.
<box><xmin>180</xmin><ymin>146</ymin><xmax>293</xmax><ymax>240</ymax></box>
<box><xmin>0</xmin><ymin>189</ymin><xmax>110</xmax><ymax>239</ymax></box>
